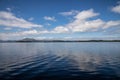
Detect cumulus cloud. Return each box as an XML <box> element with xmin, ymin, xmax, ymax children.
<box><xmin>43</xmin><ymin>16</ymin><xmax>56</xmax><ymax>21</ymax></box>
<box><xmin>20</xmin><ymin>30</ymin><xmax>38</xmax><ymax>35</ymax></box>
<box><xmin>1</xmin><ymin>9</ymin><xmax>120</xmax><ymax>40</ymax></box>
<box><xmin>111</xmin><ymin>3</ymin><xmax>120</xmax><ymax>14</ymax></box>
<box><xmin>59</xmin><ymin>10</ymin><xmax>79</xmax><ymax>16</ymax></box>
<box><xmin>62</xmin><ymin>9</ymin><xmax>120</xmax><ymax>32</ymax></box>
<box><xmin>67</xmin><ymin>19</ymin><xmax>105</xmax><ymax>32</ymax></box>
<box><xmin>74</xmin><ymin>9</ymin><xmax>99</xmax><ymax>20</ymax></box>
<box><xmin>52</xmin><ymin>26</ymin><xmax>69</xmax><ymax>33</ymax></box>
<box><xmin>0</xmin><ymin>11</ymin><xmax>42</xmax><ymax>28</ymax></box>
<box><xmin>104</xmin><ymin>20</ymin><xmax>120</xmax><ymax>29</ymax></box>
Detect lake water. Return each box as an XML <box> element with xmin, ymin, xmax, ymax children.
<box><xmin>0</xmin><ymin>42</ymin><xmax>120</xmax><ymax>80</ymax></box>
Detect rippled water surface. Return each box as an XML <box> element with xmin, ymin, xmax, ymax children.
<box><xmin>0</xmin><ymin>42</ymin><xmax>120</xmax><ymax>80</ymax></box>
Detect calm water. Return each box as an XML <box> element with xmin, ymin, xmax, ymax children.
<box><xmin>0</xmin><ymin>42</ymin><xmax>120</xmax><ymax>80</ymax></box>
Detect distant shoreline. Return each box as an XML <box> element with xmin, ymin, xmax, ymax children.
<box><xmin>0</xmin><ymin>38</ymin><xmax>120</xmax><ymax>42</ymax></box>
<box><xmin>0</xmin><ymin>40</ymin><xmax>120</xmax><ymax>43</ymax></box>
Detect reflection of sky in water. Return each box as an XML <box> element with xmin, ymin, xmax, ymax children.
<box><xmin>0</xmin><ymin>42</ymin><xmax>120</xmax><ymax>79</ymax></box>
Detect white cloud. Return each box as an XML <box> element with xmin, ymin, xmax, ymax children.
<box><xmin>1</xmin><ymin>9</ymin><xmax>120</xmax><ymax>40</ymax></box>
<box><xmin>59</xmin><ymin>10</ymin><xmax>79</xmax><ymax>16</ymax></box>
<box><xmin>74</xmin><ymin>9</ymin><xmax>99</xmax><ymax>20</ymax></box>
<box><xmin>104</xmin><ymin>20</ymin><xmax>120</xmax><ymax>29</ymax></box>
<box><xmin>63</xmin><ymin>9</ymin><xmax>120</xmax><ymax>32</ymax></box>
<box><xmin>52</xmin><ymin>26</ymin><xmax>69</xmax><ymax>33</ymax></box>
<box><xmin>63</xmin><ymin>37</ymin><xmax>72</xmax><ymax>39</ymax></box>
<box><xmin>41</xmin><ymin>9</ymin><xmax>102</xmax><ymax>33</ymax></box>
<box><xmin>18</xmin><ymin>30</ymin><xmax>49</xmax><ymax>35</ymax></box>
<box><xmin>43</xmin><ymin>16</ymin><xmax>56</xmax><ymax>21</ymax></box>
<box><xmin>36</xmin><ymin>37</ymin><xmax>54</xmax><ymax>40</ymax></box>
<box><xmin>0</xmin><ymin>30</ymin><xmax>39</xmax><ymax>40</ymax></box>
<box><xmin>0</xmin><ymin>28</ymin><xmax>68</xmax><ymax>40</ymax></box>
<box><xmin>21</xmin><ymin>30</ymin><xmax>38</xmax><ymax>35</ymax></box>
<box><xmin>61</xmin><ymin>9</ymin><xmax>103</xmax><ymax>32</ymax></box>
<box><xmin>67</xmin><ymin>19</ymin><xmax>105</xmax><ymax>32</ymax></box>
<box><xmin>0</xmin><ymin>11</ymin><xmax>42</xmax><ymax>28</ymax></box>
<box><xmin>111</xmin><ymin>3</ymin><xmax>120</xmax><ymax>14</ymax></box>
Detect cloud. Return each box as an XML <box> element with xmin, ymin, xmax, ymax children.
<box><xmin>20</xmin><ymin>30</ymin><xmax>38</xmax><ymax>35</ymax></box>
<box><xmin>52</xmin><ymin>26</ymin><xmax>69</xmax><ymax>33</ymax></box>
<box><xmin>0</xmin><ymin>30</ymin><xmax>39</xmax><ymax>40</ymax></box>
<box><xmin>36</xmin><ymin>37</ymin><xmax>54</xmax><ymax>40</ymax></box>
<box><xmin>61</xmin><ymin>9</ymin><xmax>120</xmax><ymax>33</ymax></box>
<box><xmin>0</xmin><ymin>28</ymin><xmax>68</xmax><ymax>40</ymax></box>
<box><xmin>111</xmin><ymin>3</ymin><xmax>120</xmax><ymax>14</ymax></box>
<box><xmin>74</xmin><ymin>9</ymin><xmax>99</xmax><ymax>20</ymax></box>
<box><xmin>67</xmin><ymin>19</ymin><xmax>105</xmax><ymax>32</ymax></box>
<box><xmin>43</xmin><ymin>16</ymin><xmax>56</xmax><ymax>21</ymax></box>
<box><xmin>48</xmin><ymin>9</ymin><xmax>102</xmax><ymax>33</ymax></box>
<box><xmin>19</xmin><ymin>30</ymin><xmax>50</xmax><ymax>35</ymax></box>
<box><xmin>104</xmin><ymin>20</ymin><xmax>120</xmax><ymax>29</ymax></box>
<box><xmin>1</xmin><ymin>9</ymin><xmax>120</xmax><ymax>40</ymax></box>
<box><xmin>61</xmin><ymin>9</ymin><xmax>103</xmax><ymax>32</ymax></box>
<box><xmin>49</xmin><ymin>9</ymin><xmax>119</xmax><ymax>34</ymax></box>
<box><xmin>59</xmin><ymin>10</ymin><xmax>79</xmax><ymax>16</ymax></box>
<box><xmin>0</xmin><ymin>11</ymin><xmax>42</xmax><ymax>28</ymax></box>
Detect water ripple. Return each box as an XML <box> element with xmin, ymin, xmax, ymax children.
<box><xmin>0</xmin><ymin>42</ymin><xmax>120</xmax><ymax>80</ymax></box>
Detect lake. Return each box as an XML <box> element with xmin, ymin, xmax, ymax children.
<box><xmin>0</xmin><ymin>42</ymin><xmax>120</xmax><ymax>80</ymax></box>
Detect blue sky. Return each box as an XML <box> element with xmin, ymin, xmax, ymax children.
<box><xmin>0</xmin><ymin>0</ymin><xmax>120</xmax><ymax>40</ymax></box>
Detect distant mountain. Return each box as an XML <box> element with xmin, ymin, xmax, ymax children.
<box><xmin>17</xmin><ymin>38</ymin><xmax>37</xmax><ymax>42</ymax></box>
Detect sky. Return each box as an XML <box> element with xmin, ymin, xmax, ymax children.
<box><xmin>0</xmin><ymin>0</ymin><xmax>120</xmax><ymax>40</ymax></box>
